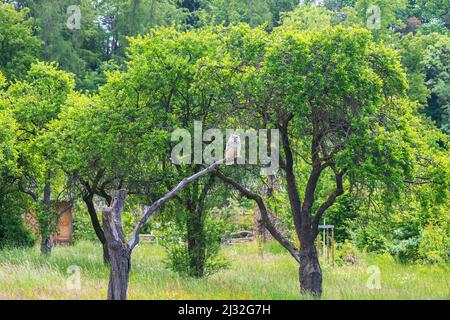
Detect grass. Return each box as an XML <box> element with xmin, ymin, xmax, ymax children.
<box><xmin>0</xmin><ymin>241</ymin><xmax>448</xmax><ymax>300</ymax></box>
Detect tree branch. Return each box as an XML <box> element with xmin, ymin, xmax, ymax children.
<box><xmin>128</xmin><ymin>159</ymin><xmax>225</xmax><ymax>251</ymax></box>
<box><xmin>212</xmin><ymin>169</ymin><xmax>301</xmax><ymax>263</ymax></box>
<box><xmin>280</xmin><ymin>125</ymin><xmax>303</xmax><ymax>239</ymax></box>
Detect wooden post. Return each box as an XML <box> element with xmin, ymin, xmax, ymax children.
<box><xmin>326</xmin><ymin>229</ymin><xmax>330</xmax><ymax>265</ymax></box>
<box><xmin>331</xmin><ymin>227</ymin><xmax>335</xmax><ymax>267</ymax></box>
<box><xmin>316</xmin><ymin>234</ymin><xmax>320</xmax><ymax>258</ymax></box>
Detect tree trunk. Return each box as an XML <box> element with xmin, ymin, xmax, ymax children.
<box><xmin>107</xmin><ymin>243</ymin><xmax>131</xmax><ymax>300</ymax></box>
<box><xmin>187</xmin><ymin>207</ymin><xmax>205</xmax><ymax>278</ymax></box>
<box><xmin>40</xmin><ymin>236</ymin><xmax>52</xmax><ymax>255</ymax></box>
<box><xmin>299</xmin><ymin>235</ymin><xmax>322</xmax><ymax>297</ymax></box>
<box><xmin>40</xmin><ymin>180</ymin><xmax>52</xmax><ymax>255</ymax></box>
<box><xmin>102</xmin><ymin>190</ymin><xmax>130</xmax><ymax>300</ymax></box>
<box><xmin>102</xmin><ymin>243</ymin><xmax>110</xmax><ymax>264</ymax></box>
<box><xmin>83</xmin><ymin>195</ymin><xmax>110</xmax><ymax>264</ymax></box>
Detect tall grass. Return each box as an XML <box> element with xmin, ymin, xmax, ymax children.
<box><xmin>0</xmin><ymin>241</ymin><xmax>448</xmax><ymax>300</ymax></box>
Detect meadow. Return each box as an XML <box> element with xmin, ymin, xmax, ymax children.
<box><xmin>0</xmin><ymin>241</ymin><xmax>448</xmax><ymax>300</ymax></box>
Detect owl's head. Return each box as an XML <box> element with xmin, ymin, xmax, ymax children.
<box><xmin>229</xmin><ymin>134</ymin><xmax>240</xmax><ymax>144</ymax></box>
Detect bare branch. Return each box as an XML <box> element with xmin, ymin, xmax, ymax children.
<box><xmin>128</xmin><ymin>159</ymin><xmax>225</xmax><ymax>251</ymax></box>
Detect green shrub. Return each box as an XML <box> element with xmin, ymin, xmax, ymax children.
<box><xmin>0</xmin><ymin>193</ymin><xmax>35</xmax><ymax>249</ymax></box>
<box><xmin>335</xmin><ymin>240</ymin><xmax>360</xmax><ymax>266</ymax></box>
<box><xmin>72</xmin><ymin>202</ymin><xmax>98</xmax><ymax>242</ymax></box>
<box><xmin>418</xmin><ymin>224</ymin><xmax>449</xmax><ymax>264</ymax></box>
<box><xmin>155</xmin><ymin>214</ymin><xmax>229</xmax><ymax>277</ymax></box>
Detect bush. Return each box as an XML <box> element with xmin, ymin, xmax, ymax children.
<box><xmin>335</xmin><ymin>240</ymin><xmax>360</xmax><ymax>266</ymax></box>
<box><xmin>0</xmin><ymin>193</ymin><xmax>35</xmax><ymax>249</ymax></box>
<box><xmin>154</xmin><ymin>214</ymin><xmax>229</xmax><ymax>277</ymax></box>
<box><xmin>418</xmin><ymin>224</ymin><xmax>449</xmax><ymax>264</ymax></box>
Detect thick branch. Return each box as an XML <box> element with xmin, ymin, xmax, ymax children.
<box><xmin>102</xmin><ymin>190</ymin><xmax>128</xmax><ymax>251</ymax></box>
<box><xmin>213</xmin><ymin>170</ymin><xmax>301</xmax><ymax>263</ymax></box>
<box><xmin>280</xmin><ymin>125</ymin><xmax>302</xmax><ymax>240</ymax></box>
<box><xmin>18</xmin><ymin>180</ymin><xmax>38</xmax><ymax>201</ymax></box>
<box><xmin>80</xmin><ymin>175</ymin><xmax>107</xmax><ymax>245</ymax></box>
<box><xmin>128</xmin><ymin>159</ymin><xmax>225</xmax><ymax>251</ymax></box>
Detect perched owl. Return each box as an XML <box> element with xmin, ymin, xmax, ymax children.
<box><xmin>225</xmin><ymin>134</ymin><xmax>242</xmax><ymax>164</ymax></box>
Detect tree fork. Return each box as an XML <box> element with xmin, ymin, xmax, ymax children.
<box><xmin>102</xmin><ymin>190</ymin><xmax>130</xmax><ymax>300</ymax></box>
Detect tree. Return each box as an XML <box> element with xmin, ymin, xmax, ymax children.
<box><xmin>98</xmin><ymin>0</ymin><xmax>188</xmax><ymax>58</ymax></box>
<box><xmin>26</xmin><ymin>0</ymin><xmax>109</xmax><ymax>89</ymax></box>
<box><xmin>102</xmin><ymin>159</ymin><xmax>224</xmax><ymax>299</ymax></box>
<box><xmin>0</xmin><ymin>72</ymin><xmax>36</xmax><ymax>249</ymax></box>
<box><xmin>351</xmin><ymin>0</ymin><xmax>407</xmax><ymax>39</ymax></box>
<box><xmin>53</xmin><ymin>85</ymin><xmax>171</xmax><ymax>263</ymax></box>
<box><xmin>212</xmin><ymin>24</ymin><xmax>433</xmax><ymax>296</ymax></box>
<box><xmin>0</xmin><ymin>3</ymin><xmax>41</xmax><ymax>80</ymax></box>
<box><xmin>53</xmin><ymin>84</ymin><xmax>227</xmax><ymax>296</ymax></box>
<box><xmin>398</xmin><ymin>32</ymin><xmax>450</xmax><ymax>133</ymax></box>
<box><xmin>109</xmin><ymin>26</ymin><xmax>236</xmax><ymax>277</ymax></box>
<box><xmin>200</xmin><ymin>0</ymin><xmax>298</xmax><ymax>27</ymax></box>
<box><xmin>5</xmin><ymin>62</ymin><xmax>75</xmax><ymax>254</ymax></box>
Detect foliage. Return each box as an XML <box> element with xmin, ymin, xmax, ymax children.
<box><xmin>154</xmin><ymin>213</ymin><xmax>230</xmax><ymax>277</ymax></box>
<box><xmin>397</xmin><ymin>32</ymin><xmax>450</xmax><ymax>133</ymax></box>
<box><xmin>418</xmin><ymin>221</ymin><xmax>450</xmax><ymax>264</ymax></box>
<box><xmin>209</xmin><ymin>197</ymin><xmax>255</xmax><ymax>233</ymax></box>
<box><xmin>199</xmin><ymin>0</ymin><xmax>298</xmax><ymax>27</ymax></box>
<box><xmin>0</xmin><ymin>192</ymin><xmax>35</xmax><ymax>249</ymax></box>
<box><xmin>4</xmin><ymin>62</ymin><xmax>75</xmax><ymax>248</ymax></box>
<box><xmin>0</xmin><ymin>3</ymin><xmax>41</xmax><ymax>80</ymax></box>
<box><xmin>72</xmin><ymin>203</ymin><xmax>99</xmax><ymax>242</ymax></box>
<box><xmin>0</xmin><ymin>0</ymin><xmax>449</xmax><ymax>291</ymax></box>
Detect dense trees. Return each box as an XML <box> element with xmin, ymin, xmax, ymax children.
<box><xmin>4</xmin><ymin>62</ymin><xmax>75</xmax><ymax>254</ymax></box>
<box><xmin>213</xmin><ymin>24</ymin><xmax>438</xmax><ymax>295</ymax></box>
<box><xmin>0</xmin><ymin>0</ymin><xmax>448</xmax><ymax>299</ymax></box>
<box><xmin>0</xmin><ymin>4</ymin><xmax>40</xmax><ymax>80</ymax></box>
<box><xmin>398</xmin><ymin>33</ymin><xmax>450</xmax><ymax>133</ymax></box>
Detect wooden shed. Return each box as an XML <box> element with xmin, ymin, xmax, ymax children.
<box><xmin>25</xmin><ymin>201</ymin><xmax>74</xmax><ymax>245</ymax></box>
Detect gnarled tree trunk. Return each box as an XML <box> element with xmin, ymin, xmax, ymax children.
<box><xmin>101</xmin><ymin>160</ymin><xmax>225</xmax><ymax>300</ymax></box>
<box><xmin>106</xmin><ymin>242</ymin><xmax>130</xmax><ymax>300</ymax></box>
<box><xmin>102</xmin><ymin>190</ymin><xmax>130</xmax><ymax>300</ymax></box>
<box><xmin>299</xmin><ymin>234</ymin><xmax>322</xmax><ymax>297</ymax></box>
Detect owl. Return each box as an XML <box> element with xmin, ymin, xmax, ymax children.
<box><xmin>225</xmin><ymin>134</ymin><xmax>242</xmax><ymax>164</ymax></box>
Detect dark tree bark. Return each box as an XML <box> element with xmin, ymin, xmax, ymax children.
<box><xmin>41</xmin><ymin>180</ymin><xmax>52</xmax><ymax>255</ymax></box>
<box><xmin>80</xmin><ymin>174</ymin><xmax>111</xmax><ymax>264</ymax></box>
<box><xmin>40</xmin><ymin>236</ymin><xmax>52</xmax><ymax>255</ymax></box>
<box><xmin>299</xmin><ymin>228</ymin><xmax>322</xmax><ymax>296</ymax></box>
<box><xmin>102</xmin><ymin>190</ymin><xmax>130</xmax><ymax>300</ymax></box>
<box><xmin>83</xmin><ymin>193</ymin><xmax>110</xmax><ymax>263</ymax></box>
<box><xmin>212</xmin><ymin>170</ymin><xmax>301</xmax><ymax>263</ymax></box>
